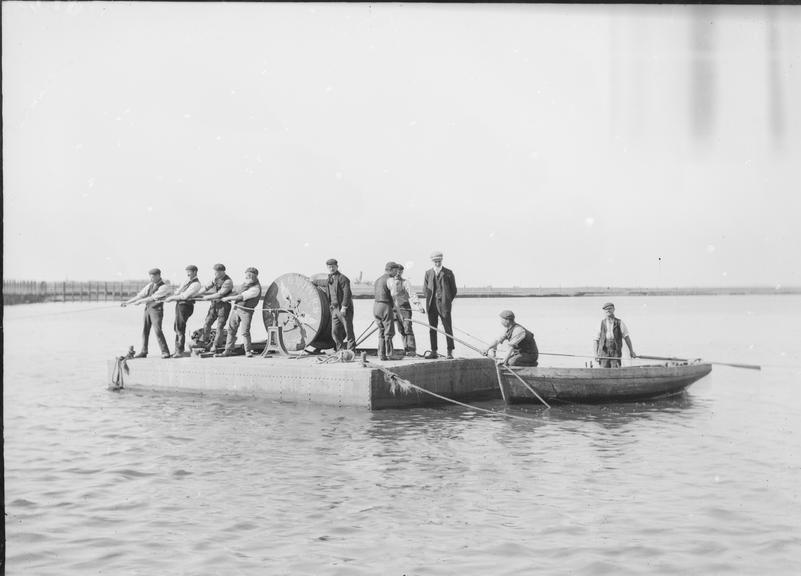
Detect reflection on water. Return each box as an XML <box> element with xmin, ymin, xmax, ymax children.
<box><xmin>4</xmin><ymin>297</ymin><xmax>801</xmax><ymax>575</ymax></box>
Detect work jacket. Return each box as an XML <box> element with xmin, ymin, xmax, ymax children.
<box><xmin>327</xmin><ymin>272</ymin><xmax>353</xmax><ymax>309</ymax></box>
<box><xmin>423</xmin><ymin>267</ymin><xmax>457</xmax><ymax>313</ymax></box>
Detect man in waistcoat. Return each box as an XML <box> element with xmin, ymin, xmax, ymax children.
<box><xmin>374</xmin><ymin>261</ymin><xmax>399</xmax><ymax>361</ymax></box>
<box><xmin>423</xmin><ymin>251</ymin><xmax>458</xmax><ymax>359</ymax></box>
<box><xmin>391</xmin><ymin>264</ymin><xmax>425</xmax><ymax>356</ymax></box>
<box><xmin>199</xmin><ymin>263</ymin><xmax>234</xmax><ymax>352</ymax></box>
<box><xmin>594</xmin><ymin>302</ymin><xmax>637</xmax><ymax>368</ymax></box>
<box><xmin>121</xmin><ymin>267</ymin><xmax>173</xmax><ymax>359</ymax></box>
<box><xmin>483</xmin><ymin>310</ymin><xmax>539</xmax><ymax>367</ymax></box>
<box><xmin>164</xmin><ymin>264</ymin><xmax>203</xmax><ymax>358</ymax></box>
<box><xmin>217</xmin><ymin>267</ymin><xmax>262</xmax><ymax>358</ymax></box>
<box><xmin>326</xmin><ymin>258</ymin><xmax>356</xmax><ymax>351</ymax></box>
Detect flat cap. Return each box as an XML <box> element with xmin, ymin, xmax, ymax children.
<box><xmin>326</xmin><ymin>258</ymin><xmax>338</xmax><ymax>266</ymax></box>
<box><xmin>148</xmin><ymin>268</ymin><xmax>161</xmax><ymax>275</ymax></box>
<box><xmin>185</xmin><ymin>264</ymin><xmax>198</xmax><ymax>272</ymax></box>
<box><xmin>499</xmin><ymin>310</ymin><xmax>515</xmax><ymax>320</ymax></box>
<box><xmin>602</xmin><ymin>302</ymin><xmax>615</xmax><ymax>310</ymax></box>
<box><xmin>213</xmin><ymin>263</ymin><xmax>226</xmax><ymax>271</ymax></box>
<box><xmin>385</xmin><ymin>261</ymin><xmax>399</xmax><ymax>271</ymax></box>
<box><xmin>245</xmin><ymin>267</ymin><xmax>259</xmax><ymax>275</ymax></box>
<box><xmin>430</xmin><ymin>251</ymin><xmax>444</xmax><ymax>259</ymax></box>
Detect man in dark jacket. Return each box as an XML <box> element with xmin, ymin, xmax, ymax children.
<box><xmin>326</xmin><ymin>258</ymin><xmax>356</xmax><ymax>351</ymax></box>
<box><xmin>423</xmin><ymin>251</ymin><xmax>457</xmax><ymax>359</ymax></box>
<box><xmin>593</xmin><ymin>302</ymin><xmax>636</xmax><ymax>368</ymax></box>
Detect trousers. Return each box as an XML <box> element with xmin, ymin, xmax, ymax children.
<box><xmin>599</xmin><ymin>341</ymin><xmax>622</xmax><ymax>368</ymax></box>
<box><xmin>142</xmin><ymin>306</ymin><xmax>170</xmax><ymax>355</ymax></box>
<box><xmin>173</xmin><ymin>301</ymin><xmax>195</xmax><ymax>353</ymax></box>
<box><xmin>394</xmin><ymin>306</ymin><xmax>416</xmax><ymax>353</ymax></box>
<box><xmin>330</xmin><ymin>306</ymin><xmax>356</xmax><ymax>351</ymax></box>
<box><xmin>373</xmin><ymin>301</ymin><xmax>395</xmax><ymax>358</ymax></box>
<box><xmin>427</xmin><ymin>303</ymin><xmax>454</xmax><ymax>352</ymax></box>
<box><xmin>203</xmin><ymin>301</ymin><xmax>232</xmax><ymax>351</ymax></box>
<box><xmin>225</xmin><ymin>307</ymin><xmax>254</xmax><ymax>352</ymax></box>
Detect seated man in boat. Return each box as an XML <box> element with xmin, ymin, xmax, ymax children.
<box><xmin>593</xmin><ymin>302</ymin><xmax>637</xmax><ymax>368</ymax></box>
<box><xmin>483</xmin><ymin>310</ymin><xmax>539</xmax><ymax>366</ymax></box>
<box><xmin>216</xmin><ymin>267</ymin><xmax>262</xmax><ymax>358</ymax></box>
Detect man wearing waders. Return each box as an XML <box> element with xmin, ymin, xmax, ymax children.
<box><xmin>374</xmin><ymin>262</ymin><xmax>399</xmax><ymax>361</ymax></box>
<box><xmin>391</xmin><ymin>264</ymin><xmax>424</xmax><ymax>356</ymax></box>
<box><xmin>593</xmin><ymin>302</ymin><xmax>637</xmax><ymax>368</ymax></box>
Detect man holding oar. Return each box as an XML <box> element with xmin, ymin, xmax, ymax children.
<box><xmin>483</xmin><ymin>310</ymin><xmax>540</xmax><ymax>367</ymax></box>
<box><xmin>594</xmin><ymin>302</ymin><xmax>636</xmax><ymax>368</ymax></box>
<box><xmin>164</xmin><ymin>264</ymin><xmax>203</xmax><ymax>358</ymax></box>
<box><xmin>121</xmin><ymin>267</ymin><xmax>173</xmax><ymax>359</ymax></box>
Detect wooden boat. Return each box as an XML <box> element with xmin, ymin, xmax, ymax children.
<box><xmin>497</xmin><ymin>362</ymin><xmax>712</xmax><ymax>404</ymax></box>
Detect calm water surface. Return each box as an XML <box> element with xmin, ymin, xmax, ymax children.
<box><xmin>4</xmin><ymin>295</ymin><xmax>801</xmax><ymax>575</ymax></box>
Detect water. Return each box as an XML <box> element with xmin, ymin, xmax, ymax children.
<box><xmin>4</xmin><ymin>296</ymin><xmax>801</xmax><ymax>575</ymax></box>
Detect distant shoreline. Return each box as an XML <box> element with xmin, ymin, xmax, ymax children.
<box><xmin>3</xmin><ymin>279</ymin><xmax>799</xmax><ymax>306</ymax></box>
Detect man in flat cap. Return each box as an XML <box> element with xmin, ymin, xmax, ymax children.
<box><xmin>199</xmin><ymin>263</ymin><xmax>234</xmax><ymax>352</ymax></box>
<box><xmin>391</xmin><ymin>263</ymin><xmax>425</xmax><ymax>356</ymax></box>
<box><xmin>217</xmin><ymin>267</ymin><xmax>262</xmax><ymax>357</ymax></box>
<box><xmin>373</xmin><ymin>261</ymin><xmax>400</xmax><ymax>360</ymax></box>
<box><xmin>326</xmin><ymin>258</ymin><xmax>356</xmax><ymax>351</ymax></box>
<box><xmin>483</xmin><ymin>310</ymin><xmax>539</xmax><ymax>367</ymax></box>
<box><xmin>164</xmin><ymin>265</ymin><xmax>203</xmax><ymax>357</ymax></box>
<box><xmin>423</xmin><ymin>251</ymin><xmax>458</xmax><ymax>359</ymax></box>
<box><xmin>593</xmin><ymin>302</ymin><xmax>636</xmax><ymax>368</ymax></box>
<box><xmin>121</xmin><ymin>267</ymin><xmax>173</xmax><ymax>358</ymax></box>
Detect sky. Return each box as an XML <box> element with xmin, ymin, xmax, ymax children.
<box><xmin>3</xmin><ymin>3</ymin><xmax>800</xmax><ymax>288</ymax></box>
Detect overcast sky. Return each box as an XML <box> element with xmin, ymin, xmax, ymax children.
<box><xmin>3</xmin><ymin>3</ymin><xmax>800</xmax><ymax>287</ymax></box>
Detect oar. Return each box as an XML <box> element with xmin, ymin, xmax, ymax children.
<box><xmin>638</xmin><ymin>355</ymin><xmax>761</xmax><ymax>371</ymax></box>
<box><xmin>354</xmin><ymin>325</ymin><xmax>379</xmax><ymax>347</ymax></box>
<box><xmin>499</xmin><ymin>364</ymin><xmax>551</xmax><ymax>409</ymax></box>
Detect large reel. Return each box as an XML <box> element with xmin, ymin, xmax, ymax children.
<box><xmin>261</xmin><ymin>273</ymin><xmax>335</xmax><ymax>351</ymax></box>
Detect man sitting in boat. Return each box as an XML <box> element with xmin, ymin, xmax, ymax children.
<box><xmin>483</xmin><ymin>310</ymin><xmax>539</xmax><ymax>366</ymax></box>
<box><xmin>594</xmin><ymin>302</ymin><xmax>637</xmax><ymax>368</ymax></box>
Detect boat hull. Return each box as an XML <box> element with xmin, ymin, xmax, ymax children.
<box><xmin>499</xmin><ymin>363</ymin><xmax>712</xmax><ymax>404</ymax></box>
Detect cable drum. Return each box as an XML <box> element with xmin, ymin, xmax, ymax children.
<box><xmin>261</xmin><ymin>273</ymin><xmax>335</xmax><ymax>351</ymax></box>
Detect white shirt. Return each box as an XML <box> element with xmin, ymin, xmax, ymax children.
<box><xmin>237</xmin><ymin>284</ymin><xmax>262</xmax><ymax>301</ymax></box>
<box><xmin>390</xmin><ymin>277</ymin><xmax>422</xmax><ymax>308</ymax></box>
<box><xmin>174</xmin><ymin>278</ymin><xmax>203</xmax><ymax>300</ymax></box>
<box><xmin>596</xmin><ymin>317</ymin><xmax>630</xmax><ymax>341</ymax></box>
<box><xmin>134</xmin><ymin>281</ymin><xmax>172</xmax><ymax>301</ymax></box>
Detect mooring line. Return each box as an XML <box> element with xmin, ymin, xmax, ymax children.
<box><xmin>367</xmin><ymin>362</ymin><xmax>540</xmax><ymax>421</ymax></box>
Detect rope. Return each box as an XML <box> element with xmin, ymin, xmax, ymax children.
<box><xmin>8</xmin><ymin>304</ymin><xmax>122</xmax><ymax>321</ymax></box>
<box><xmin>366</xmin><ymin>361</ymin><xmax>539</xmax><ymax>420</ymax></box>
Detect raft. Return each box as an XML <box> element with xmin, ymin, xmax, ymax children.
<box><xmin>497</xmin><ymin>362</ymin><xmax>712</xmax><ymax>404</ymax></box>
